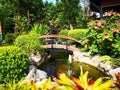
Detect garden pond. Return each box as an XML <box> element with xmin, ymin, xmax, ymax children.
<box><xmin>39</xmin><ymin>50</ymin><xmax>108</xmax><ymax>80</ymax></box>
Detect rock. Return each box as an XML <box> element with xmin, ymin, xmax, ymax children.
<box><xmin>25</xmin><ymin>68</ymin><xmax>47</xmax><ymax>82</ymax></box>
<box><xmin>99</xmin><ymin>61</ymin><xmax>112</xmax><ymax>71</ymax></box>
<box><xmin>91</xmin><ymin>55</ymin><xmax>101</xmax><ymax>67</ymax></box>
<box><xmin>73</xmin><ymin>51</ymin><xmax>100</xmax><ymax>67</ymax></box>
<box><xmin>29</xmin><ymin>65</ymin><xmax>37</xmax><ymax>71</ymax></box>
<box><xmin>29</xmin><ymin>53</ymin><xmax>42</xmax><ymax>66</ymax></box>
<box><xmin>109</xmin><ymin>67</ymin><xmax>120</xmax><ymax>79</ymax></box>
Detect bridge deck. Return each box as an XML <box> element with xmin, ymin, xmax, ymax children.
<box><xmin>42</xmin><ymin>44</ymin><xmax>80</xmax><ymax>52</ymax></box>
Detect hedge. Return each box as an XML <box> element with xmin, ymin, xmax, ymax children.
<box><xmin>14</xmin><ymin>35</ymin><xmax>44</xmax><ymax>54</ymax></box>
<box><xmin>68</xmin><ymin>29</ymin><xmax>87</xmax><ymax>41</ymax></box>
<box><xmin>0</xmin><ymin>46</ymin><xmax>29</xmax><ymax>83</ymax></box>
<box><xmin>59</xmin><ymin>30</ymin><xmax>69</xmax><ymax>36</ymax></box>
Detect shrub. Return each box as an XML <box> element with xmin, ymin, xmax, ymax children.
<box><xmin>4</xmin><ymin>33</ymin><xmax>19</xmax><ymax>45</ymax></box>
<box><xmin>14</xmin><ymin>35</ymin><xmax>44</xmax><ymax>54</ymax></box>
<box><xmin>84</xmin><ymin>11</ymin><xmax>120</xmax><ymax>57</ymax></box>
<box><xmin>0</xmin><ymin>46</ymin><xmax>29</xmax><ymax>83</ymax></box>
<box><xmin>59</xmin><ymin>30</ymin><xmax>69</xmax><ymax>36</ymax></box>
<box><xmin>68</xmin><ymin>29</ymin><xmax>87</xmax><ymax>41</ymax></box>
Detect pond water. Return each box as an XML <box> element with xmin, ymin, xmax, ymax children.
<box><xmin>39</xmin><ymin>50</ymin><xmax>108</xmax><ymax>80</ymax></box>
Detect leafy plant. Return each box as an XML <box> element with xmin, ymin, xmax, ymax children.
<box><xmin>14</xmin><ymin>34</ymin><xmax>44</xmax><ymax>54</ymax></box>
<box><xmin>4</xmin><ymin>32</ymin><xmax>19</xmax><ymax>45</ymax></box>
<box><xmin>29</xmin><ymin>24</ymin><xmax>49</xmax><ymax>36</ymax></box>
<box><xmin>99</xmin><ymin>55</ymin><xmax>112</xmax><ymax>61</ymax></box>
<box><xmin>68</xmin><ymin>29</ymin><xmax>87</xmax><ymax>43</ymax></box>
<box><xmin>59</xmin><ymin>29</ymin><xmax>69</xmax><ymax>36</ymax></box>
<box><xmin>54</xmin><ymin>67</ymin><xmax>114</xmax><ymax>90</ymax></box>
<box><xmin>14</xmin><ymin>15</ymin><xmax>29</xmax><ymax>34</ymax></box>
<box><xmin>84</xmin><ymin>11</ymin><xmax>120</xmax><ymax>57</ymax></box>
<box><xmin>0</xmin><ymin>46</ymin><xmax>29</xmax><ymax>83</ymax></box>
<box><xmin>0</xmin><ymin>67</ymin><xmax>116</xmax><ymax>90</ymax></box>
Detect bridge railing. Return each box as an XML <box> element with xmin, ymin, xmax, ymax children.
<box><xmin>38</xmin><ymin>35</ymin><xmax>81</xmax><ymax>51</ymax></box>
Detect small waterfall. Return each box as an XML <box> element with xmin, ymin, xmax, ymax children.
<box><xmin>67</xmin><ymin>54</ymin><xmax>73</xmax><ymax>77</ymax></box>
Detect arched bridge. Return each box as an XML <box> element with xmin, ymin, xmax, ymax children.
<box><xmin>38</xmin><ymin>35</ymin><xmax>81</xmax><ymax>52</ymax></box>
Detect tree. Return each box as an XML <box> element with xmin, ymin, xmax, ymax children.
<box><xmin>59</xmin><ymin>0</ymin><xmax>81</xmax><ymax>29</ymax></box>
<box><xmin>0</xmin><ymin>0</ymin><xmax>45</xmax><ymax>35</ymax></box>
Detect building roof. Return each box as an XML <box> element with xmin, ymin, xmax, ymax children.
<box><xmin>90</xmin><ymin>0</ymin><xmax>120</xmax><ymax>12</ymax></box>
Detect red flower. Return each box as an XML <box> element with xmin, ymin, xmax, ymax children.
<box><xmin>71</xmin><ymin>76</ymin><xmax>84</xmax><ymax>90</ymax></box>
<box><xmin>117</xmin><ymin>22</ymin><xmax>120</xmax><ymax>27</ymax></box>
<box><xmin>88</xmin><ymin>79</ymin><xmax>95</xmax><ymax>85</ymax></box>
<box><xmin>96</xmin><ymin>20</ymin><xmax>106</xmax><ymax>27</ymax></box>
<box><xmin>57</xmin><ymin>73</ymin><xmax>61</xmax><ymax>77</ymax></box>
<box><xmin>115</xmin><ymin>72</ymin><xmax>120</xmax><ymax>78</ymax></box>
<box><xmin>115</xmin><ymin>72</ymin><xmax>120</xmax><ymax>82</ymax></box>
<box><xmin>101</xmin><ymin>20</ymin><xmax>106</xmax><ymax>25</ymax></box>
<box><xmin>31</xmin><ymin>79</ymin><xmax>35</xmax><ymax>85</ymax></box>
<box><xmin>102</xmin><ymin>32</ymin><xmax>109</xmax><ymax>40</ymax></box>
<box><xmin>104</xmin><ymin>11</ymin><xmax>115</xmax><ymax>16</ymax></box>
<box><xmin>96</xmin><ymin>22</ymin><xmax>102</xmax><ymax>27</ymax></box>
<box><xmin>110</xmin><ymin>28</ymin><xmax>119</xmax><ymax>33</ymax></box>
<box><xmin>117</xmin><ymin>13</ymin><xmax>120</xmax><ymax>17</ymax></box>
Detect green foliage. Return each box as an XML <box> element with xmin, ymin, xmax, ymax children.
<box><xmin>14</xmin><ymin>15</ymin><xmax>29</xmax><ymax>34</ymax></box>
<box><xmin>99</xmin><ymin>55</ymin><xmax>120</xmax><ymax>67</ymax></box>
<box><xmin>68</xmin><ymin>29</ymin><xmax>87</xmax><ymax>42</ymax></box>
<box><xmin>0</xmin><ymin>80</ymin><xmax>36</xmax><ymax>90</ymax></box>
<box><xmin>111</xmin><ymin>58</ymin><xmax>120</xmax><ymax>67</ymax></box>
<box><xmin>0</xmin><ymin>46</ymin><xmax>29</xmax><ymax>83</ymax></box>
<box><xmin>84</xmin><ymin>11</ymin><xmax>120</xmax><ymax>57</ymax></box>
<box><xmin>29</xmin><ymin>24</ymin><xmax>48</xmax><ymax>36</ymax></box>
<box><xmin>59</xmin><ymin>29</ymin><xmax>69</xmax><ymax>36</ymax></box>
<box><xmin>0</xmin><ymin>0</ymin><xmax>15</xmax><ymax>34</ymax></box>
<box><xmin>4</xmin><ymin>33</ymin><xmax>19</xmax><ymax>45</ymax></box>
<box><xmin>14</xmin><ymin>34</ymin><xmax>44</xmax><ymax>54</ymax></box>
<box><xmin>58</xmin><ymin>0</ymin><xmax>81</xmax><ymax>29</ymax></box>
<box><xmin>112</xmin><ymin>38</ymin><xmax>120</xmax><ymax>56</ymax></box>
<box><xmin>99</xmin><ymin>55</ymin><xmax>112</xmax><ymax>61</ymax></box>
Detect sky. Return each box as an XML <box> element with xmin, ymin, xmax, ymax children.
<box><xmin>43</xmin><ymin>0</ymin><xmax>56</xmax><ymax>4</ymax></box>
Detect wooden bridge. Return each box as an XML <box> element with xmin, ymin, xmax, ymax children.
<box><xmin>38</xmin><ymin>35</ymin><xmax>81</xmax><ymax>52</ymax></box>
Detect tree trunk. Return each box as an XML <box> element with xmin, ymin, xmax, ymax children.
<box><xmin>27</xmin><ymin>9</ymin><xmax>30</xmax><ymax>27</ymax></box>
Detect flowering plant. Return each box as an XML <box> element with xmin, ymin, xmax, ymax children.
<box><xmin>53</xmin><ymin>67</ymin><xmax>114</xmax><ymax>90</ymax></box>
<box><xmin>1</xmin><ymin>69</ymin><xmax>115</xmax><ymax>90</ymax></box>
<box><xmin>115</xmin><ymin>72</ymin><xmax>120</xmax><ymax>83</ymax></box>
<box><xmin>84</xmin><ymin>11</ymin><xmax>120</xmax><ymax>57</ymax></box>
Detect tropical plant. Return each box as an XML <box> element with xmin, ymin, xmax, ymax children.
<box><xmin>84</xmin><ymin>11</ymin><xmax>120</xmax><ymax>57</ymax></box>
<box><xmin>29</xmin><ymin>24</ymin><xmax>49</xmax><ymax>36</ymax></box>
<box><xmin>0</xmin><ymin>66</ymin><xmax>116</xmax><ymax>90</ymax></box>
<box><xmin>53</xmin><ymin>67</ymin><xmax>114</xmax><ymax>90</ymax></box>
<box><xmin>0</xmin><ymin>46</ymin><xmax>29</xmax><ymax>83</ymax></box>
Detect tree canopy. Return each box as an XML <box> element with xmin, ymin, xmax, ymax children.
<box><xmin>0</xmin><ymin>0</ymin><xmax>89</xmax><ymax>36</ymax></box>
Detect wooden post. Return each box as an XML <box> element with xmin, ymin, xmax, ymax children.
<box><xmin>0</xmin><ymin>20</ymin><xmax>3</xmax><ymax>41</ymax></box>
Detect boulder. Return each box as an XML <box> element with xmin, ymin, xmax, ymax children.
<box><xmin>25</xmin><ymin>68</ymin><xmax>47</xmax><ymax>82</ymax></box>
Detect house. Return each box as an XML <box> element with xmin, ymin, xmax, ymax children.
<box><xmin>90</xmin><ymin>0</ymin><xmax>120</xmax><ymax>18</ymax></box>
